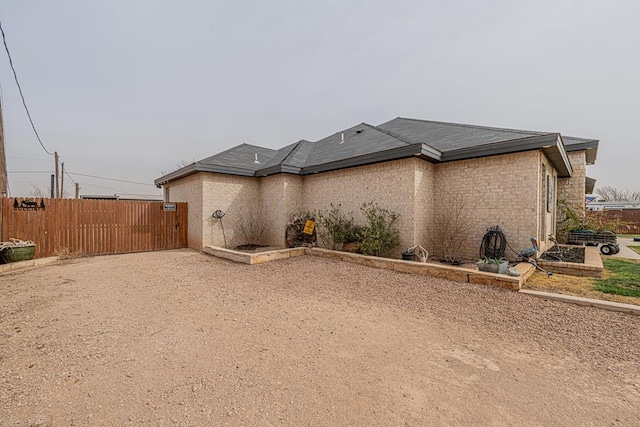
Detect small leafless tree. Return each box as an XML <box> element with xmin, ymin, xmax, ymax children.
<box><xmin>595</xmin><ymin>186</ymin><xmax>640</xmax><ymax>202</ymax></box>
<box><xmin>234</xmin><ymin>208</ymin><xmax>267</xmax><ymax>246</ymax></box>
<box><xmin>30</xmin><ymin>184</ymin><xmax>70</xmax><ymax>198</ymax></box>
<box><xmin>432</xmin><ymin>194</ymin><xmax>474</xmax><ymax>263</ymax></box>
<box><xmin>160</xmin><ymin>159</ymin><xmax>194</xmax><ymax>176</ymax></box>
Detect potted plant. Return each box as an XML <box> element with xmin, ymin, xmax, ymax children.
<box><xmin>0</xmin><ymin>239</ymin><xmax>36</xmax><ymax>264</ymax></box>
<box><xmin>401</xmin><ymin>248</ymin><xmax>415</xmax><ymax>261</ymax></box>
<box><xmin>477</xmin><ymin>257</ymin><xmax>508</xmax><ymax>274</ymax></box>
<box><xmin>341</xmin><ymin>225</ymin><xmax>364</xmax><ymax>253</ymax></box>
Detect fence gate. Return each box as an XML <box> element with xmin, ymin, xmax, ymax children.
<box><xmin>0</xmin><ymin>198</ymin><xmax>188</xmax><ymax>259</ymax></box>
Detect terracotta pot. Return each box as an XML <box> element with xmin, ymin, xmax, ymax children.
<box><xmin>341</xmin><ymin>242</ymin><xmax>360</xmax><ymax>253</ymax></box>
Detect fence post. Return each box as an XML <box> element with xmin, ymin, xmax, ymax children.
<box><xmin>0</xmin><ymin>197</ymin><xmax>4</xmax><ymax>241</ymax></box>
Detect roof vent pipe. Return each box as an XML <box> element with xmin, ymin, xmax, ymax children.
<box><xmin>340</xmin><ymin>133</ymin><xmax>344</xmax><ymax>144</ymax></box>
<box><xmin>254</xmin><ymin>153</ymin><xmax>260</xmax><ymax>164</ymax></box>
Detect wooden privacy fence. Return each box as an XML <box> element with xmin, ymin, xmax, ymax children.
<box><xmin>601</xmin><ymin>209</ymin><xmax>640</xmax><ymax>235</ymax></box>
<box><xmin>0</xmin><ymin>198</ymin><xmax>188</xmax><ymax>259</ymax></box>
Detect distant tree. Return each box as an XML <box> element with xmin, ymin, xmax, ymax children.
<box><xmin>595</xmin><ymin>186</ymin><xmax>640</xmax><ymax>202</ymax></box>
<box><xmin>161</xmin><ymin>159</ymin><xmax>194</xmax><ymax>176</ymax></box>
<box><xmin>30</xmin><ymin>184</ymin><xmax>70</xmax><ymax>198</ymax></box>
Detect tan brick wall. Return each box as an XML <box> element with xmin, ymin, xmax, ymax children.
<box><xmin>433</xmin><ymin>152</ymin><xmax>540</xmax><ymax>261</ymax></box>
<box><xmin>414</xmin><ymin>160</ymin><xmax>436</xmax><ymax>251</ymax></box>
<box><xmin>558</xmin><ymin>151</ymin><xmax>586</xmax><ymax>209</ymax></box>
<box><xmin>201</xmin><ymin>173</ymin><xmax>260</xmax><ymax>248</ymax></box>
<box><xmin>165</xmin><ymin>173</ymin><xmax>203</xmax><ymax>249</ymax></box>
<box><xmin>259</xmin><ymin>174</ymin><xmax>304</xmax><ymax>246</ymax></box>
<box><xmin>166</xmin><ymin>150</ymin><xmax>567</xmax><ymax>260</ymax></box>
<box><xmin>301</xmin><ymin>158</ymin><xmax>418</xmax><ymax>256</ymax></box>
<box><xmin>166</xmin><ymin>172</ymin><xmax>262</xmax><ymax>249</ymax></box>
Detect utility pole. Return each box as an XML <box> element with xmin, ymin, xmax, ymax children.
<box><xmin>60</xmin><ymin>162</ymin><xmax>64</xmax><ymax>198</ymax></box>
<box><xmin>0</xmin><ymin>97</ymin><xmax>7</xmax><ymax>197</ymax></box>
<box><xmin>54</xmin><ymin>151</ymin><xmax>59</xmax><ymax>198</ymax></box>
<box><xmin>75</xmin><ymin>182</ymin><xmax>80</xmax><ymax>199</ymax></box>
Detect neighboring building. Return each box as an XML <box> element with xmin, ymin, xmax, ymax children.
<box><xmin>586</xmin><ymin>200</ymin><xmax>640</xmax><ymax>211</ymax></box>
<box><xmin>80</xmin><ymin>195</ymin><xmax>163</xmax><ymax>202</ymax></box>
<box><xmin>155</xmin><ymin>117</ymin><xmax>599</xmax><ymax>260</ymax></box>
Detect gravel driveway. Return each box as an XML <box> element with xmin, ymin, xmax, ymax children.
<box><xmin>1</xmin><ymin>249</ymin><xmax>639</xmax><ymax>426</ymax></box>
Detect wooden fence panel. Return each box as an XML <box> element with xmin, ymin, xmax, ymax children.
<box><xmin>600</xmin><ymin>209</ymin><xmax>640</xmax><ymax>235</ymax></box>
<box><xmin>0</xmin><ymin>198</ymin><xmax>188</xmax><ymax>258</ymax></box>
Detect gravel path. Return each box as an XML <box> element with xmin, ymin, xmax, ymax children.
<box><xmin>1</xmin><ymin>249</ymin><xmax>639</xmax><ymax>426</ymax></box>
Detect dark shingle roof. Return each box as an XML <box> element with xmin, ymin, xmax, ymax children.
<box><xmin>377</xmin><ymin>117</ymin><xmax>598</xmax><ymax>152</ymax></box>
<box><xmin>303</xmin><ymin>123</ymin><xmax>419</xmax><ymax>168</ymax></box>
<box><xmin>155</xmin><ymin>117</ymin><xmax>599</xmax><ymax>186</ymax></box>
<box><xmin>199</xmin><ymin>143</ymin><xmax>276</xmax><ymax>172</ymax></box>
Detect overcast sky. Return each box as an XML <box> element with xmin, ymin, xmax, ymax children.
<box><xmin>1</xmin><ymin>0</ymin><xmax>638</xmax><ymax>198</ymax></box>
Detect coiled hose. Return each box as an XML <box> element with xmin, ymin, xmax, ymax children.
<box><xmin>480</xmin><ymin>226</ymin><xmax>507</xmax><ymax>259</ymax></box>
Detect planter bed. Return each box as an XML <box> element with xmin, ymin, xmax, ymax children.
<box><xmin>537</xmin><ymin>246</ymin><xmax>603</xmax><ymax>278</ymax></box>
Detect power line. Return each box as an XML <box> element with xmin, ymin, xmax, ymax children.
<box><xmin>63</xmin><ymin>167</ymin><xmax>77</xmax><ymax>184</ymax></box>
<box><xmin>7</xmin><ymin>155</ymin><xmax>52</xmax><ymax>162</ymax></box>
<box><xmin>66</xmin><ymin>171</ymin><xmax>155</xmax><ymax>186</ymax></box>
<box><xmin>0</xmin><ymin>17</ymin><xmax>54</xmax><ymax>156</ymax></box>
<box><xmin>80</xmin><ymin>181</ymin><xmax>160</xmax><ymax>198</ymax></box>
<box><xmin>8</xmin><ymin>155</ymin><xmax>159</xmax><ymax>173</ymax></box>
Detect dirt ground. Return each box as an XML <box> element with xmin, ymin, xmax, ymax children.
<box><xmin>524</xmin><ymin>266</ymin><xmax>640</xmax><ymax>306</ymax></box>
<box><xmin>1</xmin><ymin>250</ymin><xmax>639</xmax><ymax>426</ymax></box>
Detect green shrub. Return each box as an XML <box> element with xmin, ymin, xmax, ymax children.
<box><xmin>556</xmin><ymin>199</ymin><xmax>624</xmax><ymax>242</ymax></box>
<box><xmin>343</xmin><ymin>225</ymin><xmax>365</xmax><ymax>243</ymax></box>
<box><xmin>358</xmin><ymin>202</ymin><xmax>400</xmax><ymax>257</ymax></box>
<box><xmin>315</xmin><ymin>204</ymin><xmax>354</xmax><ymax>250</ymax></box>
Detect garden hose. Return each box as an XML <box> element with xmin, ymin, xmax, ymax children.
<box><xmin>480</xmin><ymin>226</ymin><xmax>507</xmax><ymax>259</ymax></box>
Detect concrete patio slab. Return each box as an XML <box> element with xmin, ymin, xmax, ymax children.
<box><xmin>612</xmin><ymin>237</ymin><xmax>640</xmax><ymax>260</ymax></box>
<box><xmin>520</xmin><ymin>289</ymin><xmax>640</xmax><ymax>315</ymax></box>
<box><xmin>0</xmin><ymin>256</ymin><xmax>59</xmax><ymax>275</ymax></box>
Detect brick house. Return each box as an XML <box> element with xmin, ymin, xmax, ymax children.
<box><xmin>155</xmin><ymin>117</ymin><xmax>599</xmax><ymax>260</ymax></box>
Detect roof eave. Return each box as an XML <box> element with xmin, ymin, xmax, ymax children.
<box><xmin>565</xmin><ymin>140</ymin><xmax>599</xmax><ymax>165</ymax></box>
<box><xmin>155</xmin><ymin>162</ymin><xmax>256</xmax><ymax>186</ymax></box>
<box><xmin>585</xmin><ymin>177</ymin><xmax>597</xmax><ymax>194</ymax></box>
<box><xmin>154</xmin><ymin>163</ymin><xmax>198</xmax><ymax>187</ymax></box>
<box><xmin>543</xmin><ymin>139</ymin><xmax>573</xmax><ymax>178</ymax></box>
<box><xmin>302</xmin><ymin>144</ymin><xmax>425</xmax><ymax>175</ymax></box>
<box><xmin>255</xmin><ymin>164</ymin><xmax>303</xmax><ymax>177</ymax></box>
<box><xmin>441</xmin><ymin>134</ymin><xmax>573</xmax><ymax>177</ymax></box>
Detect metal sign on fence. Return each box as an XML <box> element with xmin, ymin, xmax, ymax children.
<box><xmin>163</xmin><ymin>203</ymin><xmax>177</xmax><ymax>212</ymax></box>
<box><xmin>13</xmin><ymin>198</ymin><xmax>45</xmax><ymax>211</ymax></box>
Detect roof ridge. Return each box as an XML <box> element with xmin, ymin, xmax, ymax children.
<box><xmin>199</xmin><ymin>142</ymin><xmax>272</xmax><ymax>162</ymax></box>
<box><xmin>281</xmin><ymin>139</ymin><xmax>311</xmax><ymax>166</ymax></box>
<box><xmin>362</xmin><ymin>123</ymin><xmax>419</xmax><ymax>146</ymax></box>
<box><xmin>239</xmin><ymin>142</ymin><xmax>274</xmax><ymax>150</ymax></box>
<box><xmin>563</xmin><ymin>135</ymin><xmax>598</xmax><ymax>142</ymax></box>
<box><xmin>314</xmin><ymin>123</ymin><xmax>370</xmax><ymax>142</ymax></box>
<box><xmin>395</xmin><ymin>117</ymin><xmax>544</xmax><ymax>137</ymax></box>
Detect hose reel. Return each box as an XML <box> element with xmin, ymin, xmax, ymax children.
<box><xmin>212</xmin><ymin>210</ymin><xmax>227</xmax><ymax>248</ymax></box>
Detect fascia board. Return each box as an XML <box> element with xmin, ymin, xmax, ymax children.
<box><xmin>441</xmin><ymin>133</ymin><xmax>573</xmax><ymax>177</ymax></box>
<box><xmin>441</xmin><ymin>134</ymin><xmax>561</xmax><ymax>162</ymax></box>
<box><xmin>154</xmin><ymin>162</ymin><xmax>255</xmax><ymax>187</ymax></box>
<box><xmin>154</xmin><ymin>163</ymin><xmax>198</xmax><ymax>187</ymax></box>
<box><xmin>551</xmin><ymin>135</ymin><xmax>573</xmax><ymax>177</ymax></box>
<box><xmin>565</xmin><ymin>140</ymin><xmax>599</xmax><ymax>165</ymax></box>
<box><xmin>301</xmin><ymin>144</ymin><xmax>423</xmax><ymax>175</ymax></box>
<box><xmin>195</xmin><ymin>164</ymin><xmax>256</xmax><ymax>176</ymax></box>
<box><xmin>420</xmin><ymin>143</ymin><xmax>442</xmax><ymax>160</ymax></box>
<box><xmin>255</xmin><ymin>164</ymin><xmax>303</xmax><ymax>177</ymax></box>
<box><xmin>585</xmin><ymin>146</ymin><xmax>598</xmax><ymax>165</ymax></box>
